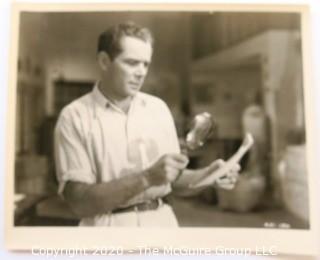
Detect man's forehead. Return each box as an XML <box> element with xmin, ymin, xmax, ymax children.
<box><xmin>119</xmin><ymin>36</ymin><xmax>153</xmax><ymax>58</ymax></box>
<box><xmin>120</xmin><ymin>35</ymin><xmax>152</xmax><ymax>46</ymax></box>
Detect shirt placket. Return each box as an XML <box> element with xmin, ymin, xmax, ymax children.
<box><xmin>126</xmin><ymin>100</ymin><xmax>147</xmax><ymax>203</ymax></box>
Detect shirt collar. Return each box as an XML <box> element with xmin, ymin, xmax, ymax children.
<box><xmin>92</xmin><ymin>82</ymin><xmax>148</xmax><ymax>111</ymax></box>
<box><xmin>92</xmin><ymin>82</ymin><xmax>111</xmax><ymax>108</ymax></box>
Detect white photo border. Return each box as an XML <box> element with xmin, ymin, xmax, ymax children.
<box><xmin>4</xmin><ymin>2</ymin><xmax>319</xmax><ymax>256</ymax></box>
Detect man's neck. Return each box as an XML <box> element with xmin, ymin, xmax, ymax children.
<box><xmin>98</xmin><ymin>82</ymin><xmax>132</xmax><ymax>114</ymax></box>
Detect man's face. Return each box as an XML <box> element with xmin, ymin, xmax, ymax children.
<box><xmin>107</xmin><ymin>36</ymin><xmax>152</xmax><ymax>99</ymax></box>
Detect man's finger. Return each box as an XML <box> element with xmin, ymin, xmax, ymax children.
<box><xmin>231</xmin><ymin>163</ymin><xmax>241</xmax><ymax>172</ymax></box>
<box><xmin>169</xmin><ymin>154</ymin><xmax>189</xmax><ymax>167</ymax></box>
<box><xmin>216</xmin><ymin>177</ymin><xmax>234</xmax><ymax>185</ymax></box>
<box><xmin>167</xmin><ymin>157</ymin><xmax>188</xmax><ymax>170</ymax></box>
<box><xmin>218</xmin><ymin>183</ymin><xmax>235</xmax><ymax>190</ymax></box>
<box><xmin>207</xmin><ymin>159</ymin><xmax>225</xmax><ymax>172</ymax></box>
<box><xmin>166</xmin><ymin>167</ymin><xmax>180</xmax><ymax>182</ymax></box>
<box><xmin>227</xmin><ymin>170</ymin><xmax>239</xmax><ymax>180</ymax></box>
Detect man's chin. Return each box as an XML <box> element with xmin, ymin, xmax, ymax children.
<box><xmin>128</xmin><ymin>88</ymin><xmax>141</xmax><ymax>96</ymax></box>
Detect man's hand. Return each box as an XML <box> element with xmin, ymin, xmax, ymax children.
<box><xmin>210</xmin><ymin>159</ymin><xmax>241</xmax><ymax>190</ymax></box>
<box><xmin>144</xmin><ymin>154</ymin><xmax>189</xmax><ymax>186</ymax></box>
<box><xmin>185</xmin><ymin>159</ymin><xmax>241</xmax><ymax>189</ymax></box>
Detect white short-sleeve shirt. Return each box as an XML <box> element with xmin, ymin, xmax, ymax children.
<box><xmin>54</xmin><ymin>84</ymin><xmax>180</xmax><ymax>224</ymax></box>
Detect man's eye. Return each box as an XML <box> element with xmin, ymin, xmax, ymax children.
<box><xmin>125</xmin><ymin>60</ymin><xmax>138</xmax><ymax>65</ymax></box>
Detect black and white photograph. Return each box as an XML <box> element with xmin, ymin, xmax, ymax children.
<box><xmin>4</xmin><ymin>2</ymin><xmax>319</xmax><ymax>255</ymax></box>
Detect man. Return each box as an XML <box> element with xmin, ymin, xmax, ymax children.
<box><xmin>54</xmin><ymin>22</ymin><xmax>239</xmax><ymax>227</ymax></box>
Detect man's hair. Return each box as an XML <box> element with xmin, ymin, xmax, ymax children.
<box><xmin>97</xmin><ymin>21</ymin><xmax>154</xmax><ymax>60</ymax></box>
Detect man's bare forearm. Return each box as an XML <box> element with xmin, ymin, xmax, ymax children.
<box><xmin>64</xmin><ymin>171</ymin><xmax>150</xmax><ymax>218</ymax></box>
<box><xmin>63</xmin><ymin>153</ymin><xmax>188</xmax><ymax>218</ymax></box>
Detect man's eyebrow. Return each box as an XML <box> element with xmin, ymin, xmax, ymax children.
<box><xmin>124</xmin><ymin>58</ymin><xmax>150</xmax><ymax>63</ymax></box>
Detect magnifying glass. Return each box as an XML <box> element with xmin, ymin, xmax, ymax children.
<box><xmin>185</xmin><ymin>112</ymin><xmax>216</xmax><ymax>151</ymax></box>
<box><xmin>175</xmin><ymin>112</ymin><xmax>215</xmax><ymax>181</ymax></box>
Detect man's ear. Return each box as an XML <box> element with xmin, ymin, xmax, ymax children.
<box><xmin>97</xmin><ymin>52</ymin><xmax>111</xmax><ymax>71</ymax></box>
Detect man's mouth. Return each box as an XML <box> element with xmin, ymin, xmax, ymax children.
<box><xmin>129</xmin><ymin>82</ymin><xmax>141</xmax><ymax>88</ymax></box>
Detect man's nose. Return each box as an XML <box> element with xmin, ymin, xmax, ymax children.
<box><xmin>134</xmin><ymin>63</ymin><xmax>147</xmax><ymax>77</ymax></box>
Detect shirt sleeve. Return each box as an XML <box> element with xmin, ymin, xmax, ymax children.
<box><xmin>54</xmin><ymin>108</ymin><xmax>96</xmax><ymax>196</ymax></box>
